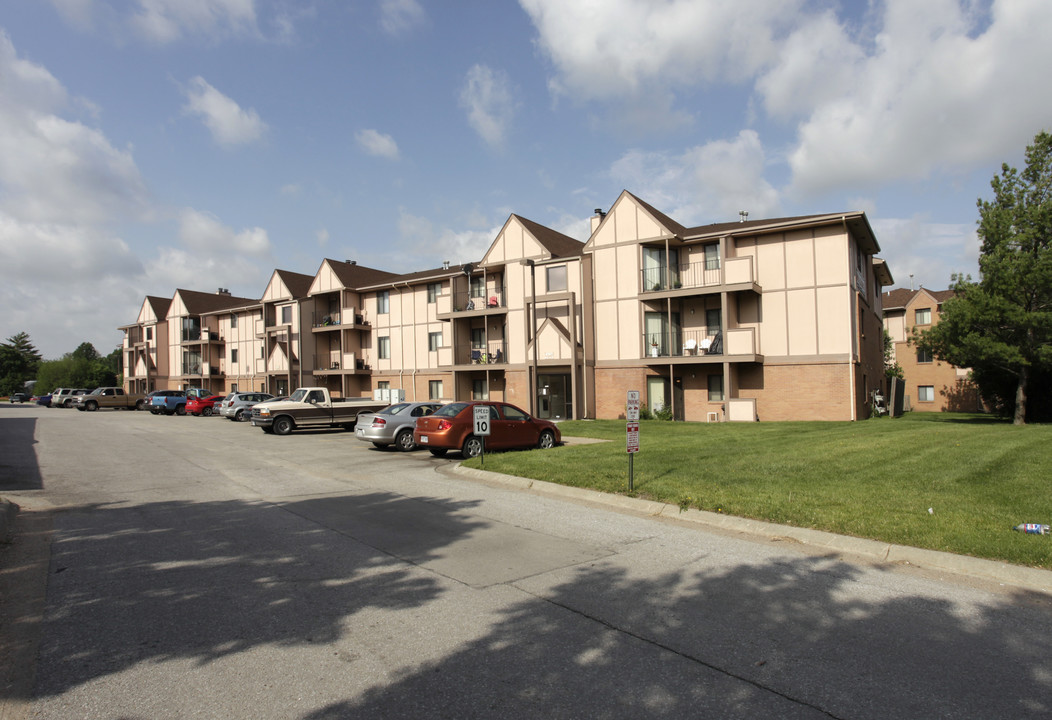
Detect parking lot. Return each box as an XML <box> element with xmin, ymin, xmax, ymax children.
<box><xmin>3</xmin><ymin>404</ymin><xmax>1052</xmax><ymax>719</ymax></box>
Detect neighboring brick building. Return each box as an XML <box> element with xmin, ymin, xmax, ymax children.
<box><xmin>122</xmin><ymin>191</ymin><xmax>895</xmax><ymax>421</ymax></box>
<box><xmin>882</xmin><ymin>287</ymin><xmax>982</xmax><ymax>412</ymax></box>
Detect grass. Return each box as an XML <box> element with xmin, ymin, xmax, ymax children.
<box><xmin>464</xmin><ymin>413</ymin><xmax>1052</xmax><ymax>570</ymax></box>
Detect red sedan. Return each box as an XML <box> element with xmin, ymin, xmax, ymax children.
<box><xmin>186</xmin><ymin>394</ymin><xmax>225</xmax><ymax>417</ymax></box>
<box><xmin>413</xmin><ymin>401</ymin><xmax>560</xmax><ymax>458</ymax></box>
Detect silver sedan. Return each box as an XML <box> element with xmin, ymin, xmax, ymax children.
<box><xmin>355</xmin><ymin>401</ymin><xmax>443</xmax><ymax>451</ymax></box>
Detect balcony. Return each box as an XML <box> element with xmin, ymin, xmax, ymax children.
<box><xmin>312</xmin><ymin>352</ymin><xmax>369</xmax><ymax>374</ymax></box>
<box><xmin>446</xmin><ymin>341</ymin><xmax>508</xmax><ymax>368</ymax></box>
<box><xmin>642</xmin><ymin>328</ymin><xmax>760</xmax><ymax>364</ymax></box>
<box><xmin>311</xmin><ymin>309</ymin><xmax>368</xmax><ymax>331</ymax></box>
<box><xmin>641</xmin><ymin>256</ymin><xmax>758</xmax><ymax>297</ymax></box>
<box><xmin>438</xmin><ymin>288</ymin><xmax>508</xmax><ymax>319</ymax></box>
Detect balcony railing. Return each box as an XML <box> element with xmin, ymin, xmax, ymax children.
<box><xmin>450</xmin><ymin>287</ymin><xmax>507</xmax><ymax>312</ymax></box>
<box><xmin>642</xmin><ymin>328</ymin><xmax>757</xmax><ymax>358</ymax></box>
<box><xmin>641</xmin><ymin>256</ymin><xmax>755</xmax><ymax>293</ymax></box>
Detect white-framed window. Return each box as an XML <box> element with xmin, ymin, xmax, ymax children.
<box><xmin>546</xmin><ymin>265</ymin><xmax>567</xmax><ymax>292</ymax></box>
<box><xmin>428</xmin><ymin>331</ymin><xmax>442</xmax><ymax>352</ymax></box>
<box><xmin>472</xmin><ymin>379</ymin><xmax>487</xmax><ymax>400</ymax></box>
<box><xmin>377</xmin><ymin>290</ymin><xmax>390</xmax><ymax>314</ymax></box>
<box><xmin>427</xmin><ymin>282</ymin><xmax>440</xmax><ymax>303</ymax></box>
<box><xmin>470</xmin><ymin>275</ymin><xmax>485</xmax><ymax>298</ymax></box>
<box><xmin>703</xmin><ymin>243</ymin><xmax>720</xmax><ymax>271</ymax></box>
<box><xmin>429</xmin><ymin>380</ymin><xmax>443</xmax><ymax>400</ymax></box>
<box><xmin>378</xmin><ymin>336</ymin><xmax>390</xmax><ymax>359</ymax></box>
<box><xmin>230</xmin><ymin>348</ymin><xmax>238</xmax><ymax>365</ymax></box>
<box><xmin>707</xmin><ymin>374</ymin><xmax>724</xmax><ymax>402</ymax></box>
<box><xmin>915</xmin><ymin>308</ymin><xmax>931</xmax><ymax>325</ymax></box>
<box><xmin>918</xmin><ymin>385</ymin><xmax>935</xmax><ymax>402</ymax></box>
<box><xmin>377</xmin><ymin>380</ymin><xmax>390</xmax><ymax>392</ymax></box>
<box><xmin>917</xmin><ymin>348</ymin><xmax>933</xmax><ymax>364</ymax></box>
<box><xmin>281</xmin><ymin>305</ymin><xmax>292</xmax><ymax>324</ymax></box>
<box><xmin>230</xmin><ymin>314</ymin><xmax>238</xmax><ymax>329</ymax></box>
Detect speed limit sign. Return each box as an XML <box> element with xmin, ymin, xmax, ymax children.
<box><xmin>473</xmin><ymin>405</ymin><xmax>491</xmax><ymax>436</ymax></box>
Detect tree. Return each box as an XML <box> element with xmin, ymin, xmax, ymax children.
<box><xmin>883</xmin><ymin>329</ymin><xmax>903</xmax><ymax>382</ymax></box>
<box><xmin>0</xmin><ymin>331</ymin><xmax>42</xmax><ymax>395</ymax></box>
<box><xmin>917</xmin><ymin>132</ymin><xmax>1052</xmax><ymax>424</ymax></box>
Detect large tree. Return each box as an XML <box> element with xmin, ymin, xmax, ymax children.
<box><xmin>0</xmin><ymin>331</ymin><xmax>42</xmax><ymax>395</ymax></box>
<box><xmin>918</xmin><ymin>132</ymin><xmax>1052</xmax><ymax>424</ymax></box>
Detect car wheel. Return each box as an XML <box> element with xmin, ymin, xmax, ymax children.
<box><xmin>462</xmin><ymin>435</ymin><xmax>483</xmax><ymax>458</ymax></box>
<box><xmin>86</xmin><ymin>400</ymin><xmax>98</xmax><ymax>412</ymax></box>
<box><xmin>235</xmin><ymin>409</ymin><xmax>248</xmax><ymax>422</ymax></box>
<box><xmin>202</xmin><ymin>407</ymin><xmax>213</xmax><ymax>417</ymax></box>
<box><xmin>428</xmin><ymin>448</ymin><xmax>448</xmax><ymax>457</ymax></box>
<box><xmin>134</xmin><ymin>400</ymin><xmax>145</xmax><ymax>411</ymax></box>
<box><xmin>175</xmin><ymin>404</ymin><xmax>186</xmax><ymax>416</ymax></box>
<box><xmin>273</xmin><ymin>417</ymin><xmax>293</xmax><ymax>436</ymax></box>
<box><xmin>64</xmin><ymin>400</ymin><xmax>74</xmax><ymax>408</ymax></box>
<box><xmin>538</xmin><ymin>430</ymin><xmax>556</xmax><ymax>449</ymax></box>
<box><xmin>395</xmin><ymin>429</ymin><xmax>416</xmax><ymax>452</ymax></box>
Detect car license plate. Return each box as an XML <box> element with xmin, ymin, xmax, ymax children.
<box><xmin>420</xmin><ymin>435</ymin><xmax>428</xmax><ymax>443</ymax></box>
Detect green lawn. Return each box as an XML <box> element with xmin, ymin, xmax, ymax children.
<box><xmin>464</xmin><ymin>413</ymin><xmax>1052</xmax><ymax>570</ymax></box>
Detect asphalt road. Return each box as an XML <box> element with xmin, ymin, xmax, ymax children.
<box><xmin>2</xmin><ymin>404</ymin><xmax>1051</xmax><ymax>718</ymax></box>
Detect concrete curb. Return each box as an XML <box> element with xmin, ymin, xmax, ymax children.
<box><xmin>451</xmin><ymin>465</ymin><xmax>1052</xmax><ymax>596</ymax></box>
<box><xmin>0</xmin><ymin>496</ymin><xmax>19</xmax><ymax>543</ymax></box>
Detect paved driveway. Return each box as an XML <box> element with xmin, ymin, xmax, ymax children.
<box><xmin>2</xmin><ymin>405</ymin><xmax>1051</xmax><ymax>718</ymax></box>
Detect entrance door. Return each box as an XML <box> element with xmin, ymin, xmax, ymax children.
<box><xmin>647</xmin><ymin>376</ymin><xmax>668</xmax><ymax>415</ymax></box>
<box><xmin>537</xmin><ymin>373</ymin><xmax>570</xmax><ymax>419</ymax></box>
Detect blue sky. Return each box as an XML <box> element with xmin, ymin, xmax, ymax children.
<box><xmin>2</xmin><ymin>0</ymin><xmax>1051</xmax><ymax>358</ymax></box>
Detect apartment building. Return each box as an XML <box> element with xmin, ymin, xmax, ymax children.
<box><xmin>882</xmin><ymin>287</ymin><xmax>981</xmax><ymax>412</ymax></box>
<box><xmin>120</xmin><ymin>295</ymin><xmax>171</xmax><ymax>394</ymax></box>
<box><xmin>584</xmin><ymin>192</ymin><xmax>892</xmax><ymax>422</ymax></box>
<box><xmin>121</xmin><ymin>192</ymin><xmax>893</xmax><ymax>421</ymax></box>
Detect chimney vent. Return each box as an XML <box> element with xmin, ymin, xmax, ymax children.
<box><xmin>739</xmin><ymin>210</ymin><xmax>749</xmax><ymax>223</ymax></box>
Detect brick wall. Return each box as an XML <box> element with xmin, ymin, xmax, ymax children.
<box><xmin>739</xmin><ymin>362</ymin><xmax>852</xmax><ymax>421</ymax></box>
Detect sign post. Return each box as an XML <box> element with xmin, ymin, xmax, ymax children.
<box><xmin>473</xmin><ymin>405</ymin><xmax>491</xmax><ymax>466</ymax></box>
<box><xmin>626</xmin><ymin>391</ymin><xmax>640</xmax><ymax>491</ymax></box>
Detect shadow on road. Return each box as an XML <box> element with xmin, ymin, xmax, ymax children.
<box><xmin>0</xmin><ymin>414</ymin><xmax>42</xmax><ymax>491</ymax></box>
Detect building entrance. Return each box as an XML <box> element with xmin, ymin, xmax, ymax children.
<box><xmin>537</xmin><ymin>373</ymin><xmax>571</xmax><ymax>419</ymax></box>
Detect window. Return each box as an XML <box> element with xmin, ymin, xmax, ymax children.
<box><xmin>918</xmin><ymin>385</ymin><xmax>934</xmax><ymax>402</ymax></box>
<box><xmin>427</xmin><ymin>282</ymin><xmax>440</xmax><ymax>303</ymax></box>
<box><xmin>705</xmin><ymin>308</ymin><xmax>722</xmax><ymax>337</ymax></box>
<box><xmin>429</xmin><ymin>380</ymin><xmax>443</xmax><ymax>400</ymax></box>
<box><xmin>546</xmin><ymin>265</ymin><xmax>567</xmax><ymax>292</ymax></box>
<box><xmin>708</xmin><ymin>374</ymin><xmax>724</xmax><ymax>401</ymax></box>
<box><xmin>230</xmin><ymin>314</ymin><xmax>238</xmax><ymax>329</ymax></box>
<box><xmin>378</xmin><ymin>336</ymin><xmax>390</xmax><ymax>359</ymax></box>
<box><xmin>281</xmin><ymin>305</ymin><xmax>292</xmax><ymax>324</ymax></box>
<box><xmin>915</xmin><ymin>308</ymin><xmax>931</xmax><ymax>325</ymax></box>
<box><xmin>230</xmin><ymin>348</ymin><xmax>238</xmax><ymax>365</ymax></box>
<box><xmin>703</xmin><ymin>244</ymin><xmax>720</xmax><ymax>271</ymax></box>
<box><xmin>917</xmin><ymin>348</ymin><xmax>933</xmax><ymax>364</ymax></box>
<box><xmin>470</xmin><ymin>275</ymin><xmax>485</xmax><ymax>298</ymax></box>
<box><xmin>428</xmin><ymin>331</ymin><xmax>442</xmax><ymax>352</ymax></box>
<box><xmin>471</xmin><ymin>328</ymin><xmax>485</xmax><ymax>349</ymax></box>
<box><xmin>502</xmin><ymin>405</ymin><xmax>528</xmax><ymax>421</ymax></box>
<box><xmin>472</xmin><ymin>379</ymin><xmax>487</xmax><ymax>400</ymax></box>
<box><xmin>377</xmin><ymin>290</ymin><xmax>390</xmax><ymax>314</ymax></box>
<box><xmin>146</xmin><ymin>327</ymin><xmax>153</xmax><ymax>341</ymax></box>
<box><xmin>377</xmin><ymin>381</ymin><xmax>390</xmax><ymax>391</ymax></box>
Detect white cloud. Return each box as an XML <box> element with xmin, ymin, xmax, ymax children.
<box><xmin>130</xmin><ymin>0</ymin><xmax>258</xmax><ymax>44</ymax></box>
<box><xmin>143</xmin><ymin>246</ymin><xmax>265</xmax><ymax>300</ymax></box>
<box><xmin>872</xmin><ymin>217</ymin><xmax>980</xmax><ymax>290</ymax></box>
<box><xmin>778</xmin><ymin>0</ymin><xmax>1052</xmax><ymax>196</ymax></box>
<box><xmin>182</xmin><ymin>76</ymin><xmax>267</xmax><ymax>147</ymax></box>
<box><xmin>178</xmin><ymin>208</ymin><xmax>272</xmax><ymax>257</ymax></box>
<box><xmin>379</xmin><ymin>0</ymin><xmax>425</xmax><ymax>35</ymax></box>
<box><xmin>460</xmin><ymin>64</ymin><xmax>515</xmax><ymax>150</ymax></box>
<box><xmin>397</xmin><ymin>209</ymin><xmax>497</xmax><ymax>267</ymax></box>
<box><xmin>316</xmin><ymin>227</ymin><xmax>330</xmax><ymax>246</ymax></box>
<box><xmin>356</xmin><ymin>128</ymin><xmax>400</xmax><ymax>160</ymax></box>
<box><xmin>610</xmin><ymin>130</ymin><xmax>780</xmax><ymax>225</ymax></box>
<box><xmin>520</xmin><ymin>0</ymin><xmax>800</xmax><ymax>100</ymax></box>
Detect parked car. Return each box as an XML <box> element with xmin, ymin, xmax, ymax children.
<box><xmin>50</xmin><ymin>388</ymin><xmax>71</xmax><ymax>407</ymax></box>
<box><xmin>413</xmin><ymin>401</ymin><xmax>560</xmax><ymax>458</ymax></box>
<box><xmin>186</xmin><ymin>394</ymin><xmax>225</xmax><ymax>417</ymax></box>
<box><xmin>8</xmin><ymin>392</ymin><xmax>32</xmax><ymax>403</ymax></box>
<box><xmin>74</xmin><ymin>387</ymin><xmax>147</xmax><ymax>411</ymax></box>
<box><xmin>218</xmin><ymin>392</ymin><xmax>275</xmax><ymax>421</ymax></box>
<box><xmin>251</xmin><ymin>387</ymin><xmax>385</xmax><ymax>435</ymax></box>
<box><xmin>149</xmin><ymin>390</ymin><xmax>187</xmax><ymax>415</ymax></box>
<box><xmin>53</xmin><ymin>388</ymin><xmax>90</xmax><ymax>408</ymax></box>
<box><xmin>36</xmin><ymin>394</ymin><xmax>52</xmax><ymax>407</ymax></box>
<box><xmin>355</xmin><ymin>401</ymin><xmax>443</xmax><ymax>451</ymax></box>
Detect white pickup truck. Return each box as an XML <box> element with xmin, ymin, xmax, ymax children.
<box><xmin>250</xmin><ymin>387</ymin><xmax>386</xmax><ymax>435</ymax></box>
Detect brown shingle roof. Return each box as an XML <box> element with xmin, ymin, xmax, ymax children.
<box><xmin>325</xmin><ymin>259</ymin><xmax>401</xmax><ymax>289</ymax></box>
<box><xmin>146</xmin><ymin>296</ymin><xmax>171</xmax><ymax>320</ymax></box>
<box><xmin>881</xmin><ymin>287</ymin><xmax>954</xmax><ymax>310</ymax></box>
<box><xmin>176</xmin><ymin>288</ymin><xmax>259</xmax><ymax>315</ymax></box>
<box><xmin>275</xmin><ymin>269</ymin><xmax>314</xmax><ymax>299</ymax></box>
<box><xmin>513</xmin><ymin>215</ymin><xmax>585</xmax><ymax>258</ymax></box>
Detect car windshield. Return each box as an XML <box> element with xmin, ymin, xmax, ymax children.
<box><xmin>433</xmin><ymin>402</ymin><xmax>469</xmax><ymax>418</ymax></box>
<box><xmin>382</xmin><ymin>403</ymin><xmax>410</xmax><ymax>415</ymax></box>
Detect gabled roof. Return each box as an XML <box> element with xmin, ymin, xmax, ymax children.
<box><xmin>881</xmin><ymin>287</ymin><xmax>955</xmax><ymax>310</ymax></box>
<box><xmin>275</xmin><ymin>269</ymin><xmax>314</xmax><ymax>299</ymax></box>
<box><xmin>175</xmin><ymin>288</ymin><xmax>258</xmax><ymax>315</ymax></box>
<box><xmin>146</xmin><ymin>296</ymin><xmax>171</xmax><ymax>320</ymax></box>
<box><xmin>326</xmin><ymin>259</ymin><xmax>401</xmax><ymax>289</ymax></box>
<box><xmin>513</xmin><ymin>215</ymin><xmax>585</xmax><ymax>258</ymax></box>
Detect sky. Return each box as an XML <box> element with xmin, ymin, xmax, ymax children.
<box><xmin>2</xmin><ymin>0</ymin><xmax>1051</xmax><ymax>359</ymax></box>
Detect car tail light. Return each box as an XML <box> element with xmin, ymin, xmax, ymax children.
<box><xmin>437</xmin><ymin>420</ymin><xmax>452</xmax><ymax>431</ymax></box>
<box><xmin>372</xmin><ymin>417</ymin><xmax>387</xmax><ymax>427</ymax></box>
